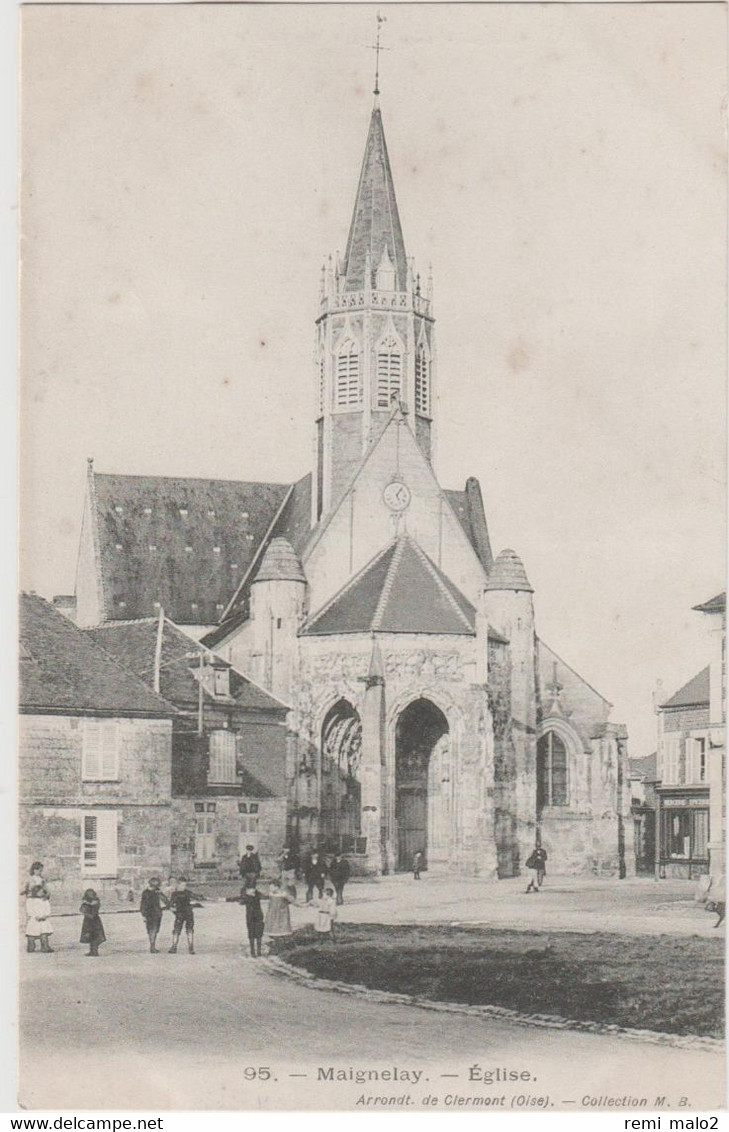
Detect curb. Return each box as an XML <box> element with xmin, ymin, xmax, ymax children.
<box><xmin>259</xmin><ymin>956</ymin><xmax>723</xmax><ymax>1054</ymax></box>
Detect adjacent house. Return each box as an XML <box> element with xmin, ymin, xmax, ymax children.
<box><xmin>84</xmin><ymin>615</ymin><xmax>290</xmax><ymax>877</ymax></box>
<box><xmin>19</xmin><ymin>593</ymin><xmax>176</xmax><ymax>903</ymax></box>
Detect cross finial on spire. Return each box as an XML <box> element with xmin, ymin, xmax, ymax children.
<box><xmin>366</xmin><ymin>12</ymin><xmax>388</xmax><ymax>98</ymax></box>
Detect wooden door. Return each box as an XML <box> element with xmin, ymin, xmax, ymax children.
<box><xmin>396</xmin><ymin>784</ymin><xmax>427</xmax><ymax>870</ymax></box>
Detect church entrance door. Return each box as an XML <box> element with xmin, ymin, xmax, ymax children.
<box><xmin>320</xmin><ymin>699</ymin><xmax>362</xmax><ymax>850</ymax></box>
<box><xmin>395</xmin><ymin>699</ymin><xmax>449</xmax><ymax>871</ymax></box>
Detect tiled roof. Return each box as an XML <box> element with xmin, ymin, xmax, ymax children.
<box><xmin>630</xmin><ymin>752</ymin><xmax>658</xmax><ymax>780</ymax></box>
<box><xmin>85</xmin><ymin>617</ymin><xmax>287</xmax><ymax>714</ymax></box>
<box><xmin>302</xmin><ymin>535</ymin><xmax>476</xmax><ymax>637</ymax></box>
<box><xmin>254</xmin><ymin>538</ymin><xmax>306</xmax><ymax>583</ymax></box>
<box><xmin>444</xmin><ymin>477</ymin><xmax>494</xmax><ymax>572</ymax></box>
<box><xmin>692</xmin><ymin>592</ymin><xmax>726</xmax><ymax>614</ymax></box>
<box><xmin>19</xmin><ymin>593</ymin><xmax>176</xmax><ymax>717</ymax></box>
<box><xmin>485</xmin><ymin>548</ymin><xmax>533</xmax><ymax>593</ymax></box>
<box><xmin>204</xmin><ymin>474</ymin><xmax>313</xmax><ymax>648</ymax></box>
<box><xmin>343</xmin><ymin>107</ymin><xmax>408</xmax><ymax>293</ymax></box>
<box><xmin>660</xmin><ymin>666</ymin><xmax>710</xmax><ymax>710</ymax></box>
<box><xmin>92</xmin><ymin>471</ymin><xmax>290</xmax><ymax>625</ymax></box>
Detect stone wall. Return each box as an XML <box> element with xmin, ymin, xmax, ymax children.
<box><xmin>171</xmin><ymin>796</ymin><xmax>287</xmax><ymax>878</ymax></box>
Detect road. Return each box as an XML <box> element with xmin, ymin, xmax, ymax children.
<box><xmin>19</xmin><ymin>891</ymin><xmax>725</xmax><ymax>1112</ymax></box>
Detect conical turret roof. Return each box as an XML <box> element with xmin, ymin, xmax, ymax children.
<box><xmin>485</xmin><ymin>548</ymin><xmax>533</xmax><ymax>593</ymax></box>
<box><xmin>253</xmin><ymin>538</ymin><xmax>306</xmax><ymax>584</ymax></box>
<box><xmin>343</xmin><ymin>106</ymin><xmax>407</xmax><ymax>293</ymax></box>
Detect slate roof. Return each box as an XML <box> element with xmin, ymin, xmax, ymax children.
<box><xmin>659</xmin><ymin>666</ymin><xmax>710</xmax><ymax>710</ymax></box>
<box><xmin>302</xmin><ymin>536</ymin><xmax>476</xmax><ymax>637</ymax></box>
<box><xmin>254</xmin><ymin>538</ymin><xmax>306</xmax><ymax>584</ymax></box>
<box><xmin>630</xmin><ymin>752</ymin><xmax>658</xmax><ymax>781</ymax></box>
<box><xmin>343</xmin><ymin>106</ymin><xmax>408</xmax><ymax>292</ymax></box>
<box><xmin>692</xmin><ymin>592</ymin><xmax>726</xmax><ymax>614</ymax></box>
<box><xmin>85</xmin><ymin>618</ymin><xmax>288</xmax><ymax>714</ymax></box>
<box><xmin>91</xmin><ymin>470</ymin><xmax>291</xmax><ymax>625</ymax></box>
<box><xmin>485</xmin><ymin>548</ymin><xmax>533</xmax><ymax>593</ymax></box>
<box><xmin>444</xmin><ymin>477</ymin><xmax>494</xmax><ymax>573</ymax></box>
<box><xmin>19</xmin><ymin>593</ymin><xmax>176</xmax><ymax>717</ymax></box>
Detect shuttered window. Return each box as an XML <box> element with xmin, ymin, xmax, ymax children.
<box><xmin>209</xmin><ymin>729</ymin><xmax>237</xmax><ymax>783</ymax></box>
<box><xmin>336</xmin><ymin>340</ymin><xmax>361</xmax><ymax>407</ymax></box>
<box><xmin>415</xmin><ymin>344</ymin><xmax>430</xmax><ymax>414</ymax></box>
<box><xmin>82</xmin><ymin>720</ymin><xmax>120</xmax><ymax>781</ymax></box>
<box><xmin>661</xmin><ymin>735</ymin><xmax>681</xmax><ymax>784</ymax></box>
<box><xmin>376</xmin><ymin>336</ymin><xmax>402</xmax><ymax>407</ymax></box>
<box><xmin>82</xmin><ymin>810</ymin><xmax>118</xmax><ymax>876</ymax></box>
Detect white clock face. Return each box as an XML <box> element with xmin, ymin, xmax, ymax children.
<box><xmin>383</xmin><ymin>480</ymin><xmax>411</xmax><ymax>512</ymax></box>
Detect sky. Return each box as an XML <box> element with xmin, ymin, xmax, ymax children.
<box><xmin>19</xmin><ymin>2</ymin><xmax>726</xmax><ymax>757</ymax></box>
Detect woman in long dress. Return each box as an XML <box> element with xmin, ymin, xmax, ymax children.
<box><xmin>263</xmin><ymin>879</ymin><xmax>294</xmax><ymax>941</ymax></box>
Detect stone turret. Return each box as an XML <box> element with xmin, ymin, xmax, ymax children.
<box><xmin>249</xmin><ymin>538</ymin><xmax>307</xmax><ymax>702</ymax></box>
<box><xmin>484</xmin><ymin>549</ymin><xmax>538</xmax><ymax>871</ymax></box>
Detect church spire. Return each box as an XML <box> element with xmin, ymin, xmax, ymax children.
<box><xmin>342</xmin><ymin>104</ymin><xmax>407</xmax><ymax>293</ymax></box>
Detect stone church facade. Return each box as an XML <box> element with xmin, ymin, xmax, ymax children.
<box><xmin>70</xmin><ymin>91</ymin><xmax>632</xmax><ymax>879</ymax></box>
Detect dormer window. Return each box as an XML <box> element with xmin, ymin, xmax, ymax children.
<box><xmin>336</xmin><ymin>338</ymin><xmax>361</xmax><ymax>407</ymax></box>
<box><xmin>213</xmin><ymin>667</ymin><xmax>230</xmax><ymax>697</ymax></box>
<box><xmin>415</xmin><ymin>342</ymin><xmax>430</xmax><ymax>415</ymax></box>
<box><xmin>376</xmin><ymin>334</ymin><xmax>402</xmax><ymax>407</ymax></box>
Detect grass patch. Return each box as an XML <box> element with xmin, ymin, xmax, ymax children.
<box><xmin>271</xmin><ymin>924</ymin><xmax>724</xmax><ymax>1038</ymax></box>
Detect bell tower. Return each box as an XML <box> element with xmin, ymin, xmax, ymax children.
<box><xmin>313</xmin><ymin>88</ymin><xmax>437</xmax><ymax>522</ymax></box>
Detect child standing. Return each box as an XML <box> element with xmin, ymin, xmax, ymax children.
<box><xmin>80</xmin><ymin>889</ymin><xmax>106</xmax><ymax>957</ymax></box>
<box><xmin>168</xmin><ymin>877</ymin><xmax>195</xmax><ymax>954</ymax></box>
<box><xmin>413</xmin><ymin>850</ymin><xmax>423</xmax><ymax>880</ymax></box>
<box><xmin>140</xmin><ymin>876</ymin><xmax>168</xmax><ymax>953</ymax></box>
<box><xmin>240</xmin><ymin>881</ymin><xmax>265</xmax><ymax>957</ymax></box>
<box><xmin>25</xmin><ymin>886</ymin><xmax>54</xmax><ymax>953</ymax></box>
<box><xmin>22</xmin><ymin>861</ymin><xmax>46</xmax><ymax>897</ymax></box>
<box><xmin>313</xmin><ymin>886</ymin><xmax>338</xmax><ymax>943</ymax></box>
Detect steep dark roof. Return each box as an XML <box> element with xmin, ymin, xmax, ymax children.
<box><xmin>19</xmin><ymin>593</ymin><xmax>176</xmax><ymax>717</ymax></box>
<box><xmin>343</xmin><ymin>106</ymin><xmax>407</xmax><ymax>292</ymax></box>
<box><xmin>302</xmin><ymin>536</ymin><xmax>476</xmax><ymax>637</ymax></box>
<box><xmin>92</xmin><ymin>471</ymin><xmax>290</xmax><ymax>625</ymax></box>
<box><xmin>85</xmin><ymin>618</ymin><xmax>287</xmax><ymax>714</ymax></box>
<box><xmin>660</xmin><ymin>666</ymin><xmax>710</xmax><ymax>710</ymax></box>
<box><xmin>444</xmin><ymin>477</ymin><xmax>494</xmax><ymax>573</ymax></box>
<box><xmin>692</xmin><ymin>592</ymin><xmax>726</xmax><ymax>614</ymax></box>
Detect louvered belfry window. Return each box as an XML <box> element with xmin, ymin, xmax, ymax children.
<box><xmin>415</xmin><ymin>343</ymin><xmax>430</xmax><ymax>414</ymax></box>
<box><xmin>376</xmin><ymin>335</ymin><xmax>402</xmax><ymax>407</ymax></box>
<box><xmin>336</xmin><ymin>339</ymin><xmax>361</xmax><ymax>407</ymax></box>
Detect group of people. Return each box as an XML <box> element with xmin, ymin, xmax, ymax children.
<box><xmin>22</xmin><ymin>847</ymin><xmax>351</xmax><ymax>959</ymax></box>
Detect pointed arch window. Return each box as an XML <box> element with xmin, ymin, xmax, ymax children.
<box><xmin>336</xmin><ymin>339</ymin><xmax>362</xmax><ymax>407</ymax></box>
<box><xmin>415</xmin><ymin>342</ymin><xmax>430</xmax><ymax>415</ymax></box>
<box><xmin>376</xmin><ymin>334</ymin><xmax>402</xmax><ymax>407</ymax></box>
<box><xmin>537</xmin><ymin>731</ymin><xmax>568</xmax><ymax>808</ymax></box>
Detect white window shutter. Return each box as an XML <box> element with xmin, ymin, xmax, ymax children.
<box><xmin>83</xmin><ymin>721</ymin><xmax>102</xmax><ymax>780</ymax></box>
<box><xmin>96</xmin><ymin>811</ymin><xmax>118</xmax><ymax>875</ymax></box>
<box><xmin>100</xmin><ymin>722</ymin><xmax>119</xmax><ymax>779</ymax></box>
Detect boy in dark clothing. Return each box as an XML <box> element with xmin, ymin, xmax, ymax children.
<box><xmin>168</xmin><ymin>878</ymin><xmax>195</xmax><ymax>954</ymax></box>
<box><xmin>238</xmin><ymin>846</ymin><xmax>262</xmax><ymax>883</ymax></box>
<box><xmin>329</xmin><ymin>853</ymin><xmax>351</xmax><ymax>905</ymax></box>
<box><xmin>240</xmin><ymin>882</ymin><xmax>265</xmax><ymax>957</ymax></box>
<box><xmin>140</xmin><ymin>876</ymin><xmax>168</xmax><ymax>953</ymax></box>
<box><xmin>305</xmin><ymin>852</ymin><xmax>327</xmax><ymax>902</ymax></box>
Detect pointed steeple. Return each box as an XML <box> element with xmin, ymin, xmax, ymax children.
<box><xmin>343</xmin><ymin>107</ymin><xmax>407</xmax><ymax>293</ymax></box>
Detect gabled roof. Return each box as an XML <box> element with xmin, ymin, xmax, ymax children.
<box><xmin>19</xmin><ymin>593</ymin><xmax>176</xmax><ymax>717</ymax></box>
<box><xmin>90</xmin><ymin>469</ymin><xmax>291</xmax><ymax>625</ymax></box>
<box><xmin>302</xmin><ymin>535</ymin><xmax>476</xmax><ymax>637</ymax></box>
<box><xmin>85</xmin><ymin>617</ymin><xmax>288</xmax><ymax>714</ymax></box>
<box><xmin>692</xmin><ymin>592</ymin><xmax>726</xmax><ymax>614</ymax></box>
<box><xmin>343</xmin><ymin>105</ymin><xmax>407</xmax><ymax>293</ymax></box>
<box><xmin>659</xmin><ymin>666</ymin><xmax>710</xmax><ymax>710</ymax></box>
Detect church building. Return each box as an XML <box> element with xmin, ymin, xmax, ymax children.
<box><xmin>70</xmin><ymin>83</ymin><xmax>631</xmax><ymax>879</ymax></box>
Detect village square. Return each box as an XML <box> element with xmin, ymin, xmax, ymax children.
<box><xmin>18</xmin><ymin>5</ymin><xmax>725</xmax><ymax>1114</ymax></box>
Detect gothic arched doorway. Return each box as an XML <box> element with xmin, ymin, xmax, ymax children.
<box><xmin>395</xmin><ymin>698</ymin><xmax>449</xmax><ymax>870</ymax></box>
<box><xmin>320</xmin><ymin>699</ymin><xmax>362</xmax><ymax>848</ymax></box>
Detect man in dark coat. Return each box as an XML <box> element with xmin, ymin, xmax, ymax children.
<box><xmin>238</xmin><ymin>845</ymin><xmax>262</xmax><ymax>883</ymax></box>
<box><xmin>305</xmin><ymin>851</ymin><xmax>327</xmax><ymax>902</ymax></box>
<box><xmin>328</xmin><ymin>853</ymin><xmax>351</xmax><ymax>906</ymax></box>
